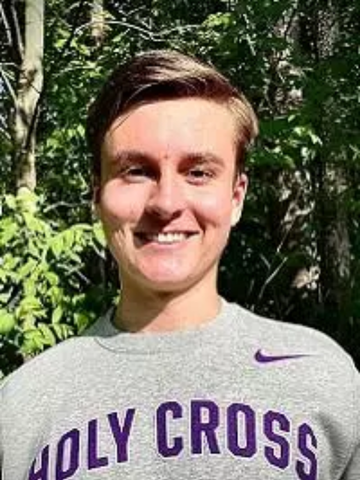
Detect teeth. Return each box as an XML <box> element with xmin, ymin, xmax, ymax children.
<box><xmin>146</xmin><ymin>232</ymin><xmax>188</xmax><ymax>244</ymax></box>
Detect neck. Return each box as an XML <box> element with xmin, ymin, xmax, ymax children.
<box><xmin>114</xmin><ymin>276</ymin><xmax>221</xmax><ymax>333</ymax></box>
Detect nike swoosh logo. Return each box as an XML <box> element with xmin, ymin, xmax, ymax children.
<box><xmin>255</xmin><ymin>349</ymin><xmax>310</xmax><ymax>364</ymax></box>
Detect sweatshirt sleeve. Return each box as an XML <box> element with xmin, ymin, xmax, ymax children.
<box><xmin>341</xmin><ymin>368</ymin><xmax>360</xmax><ymax>479</ymax></box>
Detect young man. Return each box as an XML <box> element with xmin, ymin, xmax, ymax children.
<box><xmin>1</xmin><ymin>50</ymin><xmax>359</xmax><ymax>479</ymax></box>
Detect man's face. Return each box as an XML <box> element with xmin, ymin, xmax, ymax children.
<box><xmin>97</xmin><ymin>98</ymin><xmax>247</xmax><ymax>294</ymax></box>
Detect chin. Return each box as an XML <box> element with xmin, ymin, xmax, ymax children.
<box><xmin>121</xmin><ymin>258</ymin><xmax>217</xmax><ymax>295</ymax></box>
<box><xmin>123</xmin><ymin>268</ymin><xmax>201</xmax><ymax>295</ymax></box>
<box><xmin>143</xmin><ymin>274</ymin><xmax>195</xmax><ymax>293</ymax></box>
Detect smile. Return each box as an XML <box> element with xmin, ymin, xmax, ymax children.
<box><xmin>136</xmin><ymin>232</ymin><xmax>195</xmax><ymax>244</ymax></box>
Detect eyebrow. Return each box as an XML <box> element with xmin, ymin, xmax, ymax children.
<box><xmin>183</xmin><ymin>152</ymin><xmax>225</xmax><ymax>168</ymax></box>
<box><xmin>110</xmin><ymin>149</ymin><xmax>226</xmax><ymax>167</ymax></box>
<box><xmin>110</xmin><ymin>150</ymin><xmax>155</xmax><ymax>165</ymax></box>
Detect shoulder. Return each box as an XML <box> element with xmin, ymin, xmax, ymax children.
<box><xmin>0</xmin><ymin>313</ymin><xmax>109</xmax><ymax>399</ymax></box>
<box><xmin>227</xmin><ymin>301</ymin><xmax>360</xmax><ymax>425</ymax></box>
<box><xmin>226</xmin><ymin>302</ymin><xmax>360</xmax><ymax>477</ymax></box>
<box><xmin>227</xmin><ymin>300</ymin><xmax>357</xmax><ymax>373</ymax></box>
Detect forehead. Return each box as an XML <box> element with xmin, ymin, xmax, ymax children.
<box><xmin>102</xmin><ymin>98</ymin><xmax>237</xmax><ymax>162</ymax></box>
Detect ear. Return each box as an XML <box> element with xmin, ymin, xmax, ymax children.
<box><xmin>92</xmin><ymin>180</ymin><xmax>101</xmax><ymax>218</ymax></box>
<box><xmin>231</xmin><ymin>173</ymin><xmax>248</xmax><ymax>226</ymax></box>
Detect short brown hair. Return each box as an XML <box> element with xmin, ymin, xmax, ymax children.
<box><xmin>86</xmin><ymin>49</ymin><xmax>258</xmax><ymax>183</ymax></box>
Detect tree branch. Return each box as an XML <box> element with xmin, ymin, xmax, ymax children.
<box><xmin>1</xmin><ymin>0</ymin><xmax>24</xmax><ymax>64</ymax></box>
<box><xmin>0</xmin><ymin>63</ymin><xmax>17</xmax><ymax>106</ymax></box>
<box><xmin>0</xmin><ymin>2</ymin><xmax>12</xmax><ymax>45</ymax></box>
<box><xmin>74</xmin><ymin>19</ymin><xmax>199</xmax><ymax>42</ymax></box>
<box><xmin>43</xmin><ymin>201</ymin><xmax>90</xmax><ymax>213</ymax></box>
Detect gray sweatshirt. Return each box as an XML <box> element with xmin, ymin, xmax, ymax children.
<box><xmin>1</xmin><ymin>300</ymin><xmax>359</xmax><ymax>479</ymax></box>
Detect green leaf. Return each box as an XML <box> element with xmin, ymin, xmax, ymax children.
<box><xmin>62</xmin><ymin>229</ymin><xmax>75</xmax><ymax>251</ymax></box>
<box><xmin>52</xmin><ymin>305</ymin><xmax>63</xmax><ymax>324</ymax></box>
<box><xmin>53</xmin><ymin>323</ymin><xmax>73</xmax><ymax>340</ymax></box>
<box><xmin>38</xmin><ymin>323</ymin><xmax>56</xmax><ymax>346</ymax></box>
<box><xmin>21</xmin><ymin>329</ymin><xmax>44</xmax><ymax>354</ymax></box>
<box><xmin>18</xmin><ymin>259</ymin><xmax>38</xmax><ymax>280</ymax></box>
<box><xmin>47</xmin><ymin>286</ymin><xmax>64</xmax><ymax>305</ymax></box>
<box><xmin>18</xmin><ymin>296</ymin><xmax>43</xmax><ymax>315</ymax></box>
<box><xmin>23</xmin><ymin>279</ymin><xmax>37</xmax><ymax>297</ymax></box>
<box><xmin>93</xmin><ymin>223</ymin><xmax>106</xmax><ymax>247</ymax></box>
<box><xmin>0</xmin><ymin>292</ymin><xmax>11</xmax><ymax>305</ymax></box>
<box><xmin>0</xmin><ymin>220</ymin><xmax>18</xmax><ymax>245</ymax></box>
<box><xmin>17</xmin><ymin>191</ymin><xmax>38</xmax><ymax>214</ymax></box>
<box><xmin>4</xmin><ymin>195</ymin><xmax>16</xmax><ymax>210</ymax></box>
<box><xmin>2</xmin><ymin>254</ymin><xmax>20</xmax><ymax>272</ymax></box>
<box><xmin>74</xmin><ymin>312</ymin><xmax>91</xmax><ymax>333</ymax></box>
<box><xmin>0</xmin><ymin>310</ymin><xmax>16</xmax><ymax>335</ymax></box>
<box><xmin>45</xmin><ymin>271</ymin><xmax>59</xmax><ymax>286</ymax></box>
<box><xmin>51</xmin><ymin>235</ymin><xmax>63</xmax><ymax>258</ymax></box>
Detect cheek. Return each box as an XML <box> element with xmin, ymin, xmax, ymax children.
<box><xmin>195</xmin><ymin>191</ymin><xmax>234</xmax><ymax>228</ymax></box>
<box><xmin>99</xmin><ymin>183</ymin><xmax>143</xmax><ymax>228</ymax></box>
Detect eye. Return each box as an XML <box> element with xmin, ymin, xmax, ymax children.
<box><xmin>120</xmin><ymin>165</ymin><xmax>154</xmax><ymax>181</ymax></box>
<box><xmin>127</xmin><ymin>166</ymin><xmax>147</xmax><ymax>176</ymax></box>
<box><xmin>187</xmin><ymin>167</ymin><xmax>214</xmax><ymax>184</ymax></box>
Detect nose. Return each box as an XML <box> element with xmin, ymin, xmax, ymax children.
<box><xmin>146</xmin><ymin>172</ymin><xmax>186</xmax><ymax>220</ymax></box>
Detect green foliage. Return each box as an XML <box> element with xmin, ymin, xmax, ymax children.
<box><xmin>0</xmin><ymin>191</ymin><xmax>111</xmax><ymax>375</ymax></box>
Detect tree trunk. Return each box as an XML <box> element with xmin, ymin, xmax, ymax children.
<box><xmin>306</xmin><ymin>0</ymin><xmax>351</xmax><ymax>335</ymax></box>
<box><xmin>91</xmin><ymin>0</ymin><xmax>107</xmax><ymax>47</ymax></box>
<box><xmin>13</xmin><ymin>0</ymin><xmax>44</xmax><ymax>194</ymax></box>
<box><xmin>257</xmin><ymin>7</ymin><xmax>312</xmax><ymax>318</ymax></box>
<box><xmin>317</xmin><ymin>160</ymin><xmax>351</xmax><ymax>332</ymax></box>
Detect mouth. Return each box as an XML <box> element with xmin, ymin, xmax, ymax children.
<box><xmin>135</xmin><ymin>231</ymin><xmax>197</xmax><ymax>245</ymax></box>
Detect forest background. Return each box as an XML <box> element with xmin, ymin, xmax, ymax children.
<box><xmin>0</xmin><ymin>0</ymin><xmax>359</xmax><ymax>376</ymax></box>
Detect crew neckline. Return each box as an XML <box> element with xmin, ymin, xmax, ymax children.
<box><xmin>90</xmin><ymin>298</ymin><xmax>240</xmax><ymax>354</ymax></box>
